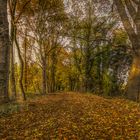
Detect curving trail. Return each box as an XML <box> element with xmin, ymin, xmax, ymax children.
<box><xmin>0</xmin><ymin>93</ymin><xmax>140</xmax><ymax>140</ymax></box>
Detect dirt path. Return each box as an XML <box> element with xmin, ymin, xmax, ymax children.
<box><xmin>0</xmin><ymin>93</ymin><xmax>140</xmax><ymax>140</ymax></box>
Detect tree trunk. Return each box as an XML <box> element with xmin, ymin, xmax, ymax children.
<box><xmin>10</xmin><ymin>19</ymin><xmax>17</xmax><ymax>99</ymax></box>
<box><xmin>10</xmin><ymin>36</ymin><xmax>17</xmax><ymax>99</ymax></box>
<box><xmin>113</xmin><ymin>0</ymin><xmax>140</xmax><ymax>101</ymax></box>
<box><xmin>15</xmin><ymin>28</ymin><xmax>26</xmax><ymax>101</ymax></box>
<box><xmin>42</xmin><ymin>61</ymin><xmax>47</xmax><ymax>94</ymax></box>
<box><xmin>0</xmin><ymin>0</ymin><xmax>10</xmax><ymax>103</ymax></box>
<box><xmin>9</xmin><ymin>0</ymin><xmax>17</xmax><ymax>99</ymax></box>
<box><xmin>23</xmin><ymin>30</ymin><xmax>28</xmax><ymax>92</ymax></box>
<box><xmin>51</xmin><ymin>66</ymin><xmax>56</xmax><ymax>93</ymax></box>
<box><xmin>50</xmin><ymin>52</ymin><xmax>57</xmax><ymax>93</ymax></box>
<box><xmin>127</xmin><ymin>55</ymin><xmax>140</xmax><ymax>101</ymax></box>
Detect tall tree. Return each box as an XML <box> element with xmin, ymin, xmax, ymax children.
<box><xmin>0</xmin><ymin>0</ymin><xmax>10</xmax><ymax>102</ymax></box>
<box><xmin>9</xmin><ymin>0</ymin><xmax>17</xmax><ymax>100</ymax></box>
<box><xmin>113</xmin><ymin>0</ymin><xmax>140</xmax><ymax>101</ymax></box>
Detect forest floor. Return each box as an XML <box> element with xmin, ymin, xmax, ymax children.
<box><xmin>0</xmin><ymin>92</ymin><xmax>140</xmax><ymax>140</ymax></box>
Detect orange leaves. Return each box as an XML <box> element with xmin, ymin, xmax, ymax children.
<box><xmin>0</xmin><ymin>93</ymin><xmax>140</xmax><ymax>139</ymax></box>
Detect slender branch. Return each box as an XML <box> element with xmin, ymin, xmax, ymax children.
<box><xmin>15</xmin><ymin>0</ymin><xmax>32</xmax><ymax>23</ymax></box>
<box><xmin>125</xmin><ymin>0</ymin><xmax>136</xmax><ymax>20</ymax></box>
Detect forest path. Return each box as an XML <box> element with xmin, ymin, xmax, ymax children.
<box><xmin>0</xmin><ymin>92</ymin><xmax>140</xmax><ymax>139</ymax></box>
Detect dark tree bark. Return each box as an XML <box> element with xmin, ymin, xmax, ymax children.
<box><xmin>42</xmin><ymin>60</ymin><xmax>47</xmax><ymax>95</ymax></box>
<box><xmin>50</xmin><ymin>60</ymin><xmax>56</xmax><ymax>93</ymax></box>
<box><xmin>0</xmin><ymin>0</ymin><xmax>10</xmax><ymax>103</ymax></box>
<box><xmin>23</xmin><ymin>30</ymin><xmax>28</xmax><ymax>92</ymax></box>
<box><xmin>50</xmin><ymin>50</ymin><xmax>57</xmax><ymax>93</ymax></box>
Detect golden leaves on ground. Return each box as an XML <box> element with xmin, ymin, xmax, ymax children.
<box><xmin>0</xmin><ymin>93</ymin><xmax>140</xmax><ymax>139</ymax></box>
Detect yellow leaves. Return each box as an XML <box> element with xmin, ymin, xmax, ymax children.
<box><xmin>130</xmin><ymin>56</ymin><xmax>140</xmax><ymax>76</ymax></box>
<box><xmin>0</xmin><ymin>93</ymin><xmax>140</xmax><ymax>139</ymax></box>
<box><xmin>131</xmin><ymin>65</ymin><xmax>140</xmax><ymax>75</ymax></box>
